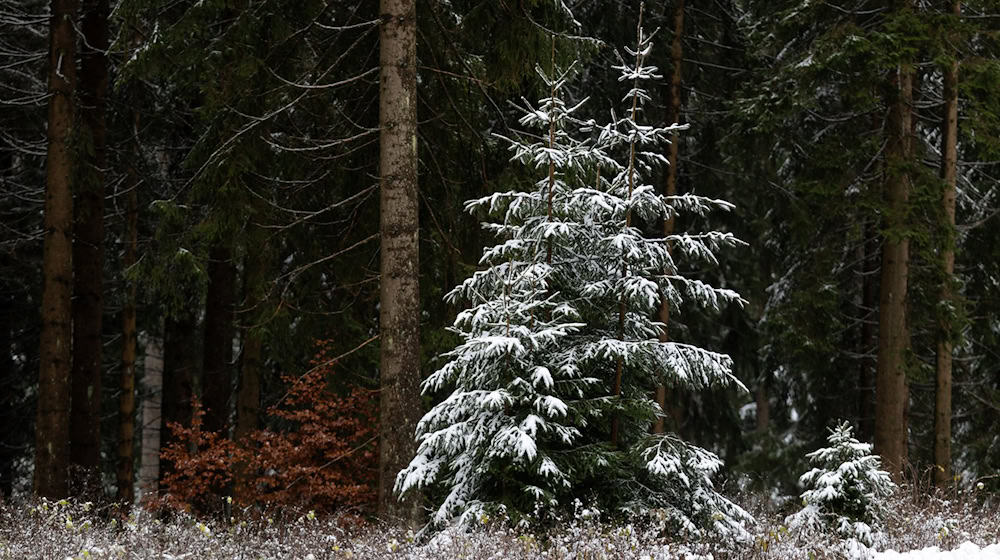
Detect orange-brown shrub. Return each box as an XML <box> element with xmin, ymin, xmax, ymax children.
<box><xmin>246</xmin><ymin>370</ymin><xmax>377</xmax><ymax>513</ymax></box>
<box><xmin>160</xmin><ymin>402</ymin><xmax>243</xmax><ymax>514</ymax></box>
<box><xmin>158</xmin><ymin>345</ymin><xmax>377</xmax><ymax>516</ymax></box>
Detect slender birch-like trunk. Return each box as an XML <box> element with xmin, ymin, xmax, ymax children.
<box><xmin>137</xmin><ymin>333</ymin><xmax>163</xmax><ymax>501</ymax></box>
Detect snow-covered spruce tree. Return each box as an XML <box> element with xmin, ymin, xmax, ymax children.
<box><xmin>397</xmin><ymin>18</ymin><xmax>751</xmax><ymax>540</ymax></box>
<box><xmin>786</xmin><ymin>422</ymin><xmax>895</xmax><ymax>546</ymax></box>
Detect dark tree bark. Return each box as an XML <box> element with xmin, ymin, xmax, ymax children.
<box><xmin>377</xmin><ymin>0</ymin><xmax>422</xmax><ymax>525</ymax></box>
<box><xmin>655</xmin><ymin>0</ymin><xmax>684</xmax><ymax>436</ymax></box>
<box><xmin>35</xmin><ymin>0</ymin><xmax>78</xmax><ymax>500</ymax></box>
<box><xmin>202</xmin><ymin>245</ymin><xmax>235</xmax><ymax>435</ymax></box>
<box><xmin>233</xmin><ymin>328</ymin><xmax>261</xmax><ymax>504</ymax></box>
<box><xmin>0</xmin><ymin>295</ymin><xmax>13</xmax><ymax>498</ymax></box>
<box><xmin>117</xmin><ymin>159</ymin><xmax>139</xmax><ymax>505</ymax></box>
<box><xmin>161</xmin><ymin>314</ymin><xmax>196</xmax><ymax>475</ymax></box>
<box><xmin>233</xmin><ymin>227</ymin><xmax>268</xmax><ymax>505</ymax></box>
<box><xmin>934</xmin><ymin>0</ymin><xmax>960</xmax><ymax>487</ymax></box>
<box><xmin>858</xmin><ymin>220</ymin><xmax>879</xmax><ymax>443</ymax></box>
<box><xmin>69</xmin><ymin>0</ymin><xmax>109</xmax><ymax>493</ymax></box>
<box><xmin>874</xmin><ymin>0</ymin><xmax>914</xmax><ymax>478</ymax></box>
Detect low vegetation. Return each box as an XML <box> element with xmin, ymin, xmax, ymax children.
<box><xmin>1</xmin><ymin>483</ymin><xmax>996</xmax><ymax>560</ymax></box>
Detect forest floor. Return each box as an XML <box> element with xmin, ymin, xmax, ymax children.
<box><xmin>0</xmin><ymin>489</ymin><xmax>997</xmax><ymax>560</ymax></box>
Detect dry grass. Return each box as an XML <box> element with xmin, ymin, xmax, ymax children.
<box><xmin>0</xmin><ymin>486</ymin><xmax>997</xmax><ymax>560</ymax></box>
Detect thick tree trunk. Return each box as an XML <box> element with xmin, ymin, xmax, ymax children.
<box><xmin>161</xmin><ymin>314</ymin><xmax>196</xmax><ymax>476</ymax></box>
<box><xmin>202</xmin><ymin>245</ymin><xmax>235</xmax><ymax>435</ymax></box>
<box><xmin>233</xmin><ymin>329</ymin><xmax>261</xmax><ymax>505</ymax></box>
<box><xmin>378</xmin><ymin>0</ymin><xmax>422</xmax><ymax>524</ymax></box>
<box><xmin>655</xmin><ymin>0</ymin><xmax>684</xmax><ymax>435</ymax></box>
<box><xmin>934</xmin><ymin>0</ymin><xmax>960</xmax><ymax>487</ymax></box>
<box><xmin>35</xmin><ymin>0</ymin><xmax>78</xmax><ymax>500</ymax></box>
<box><xmin>117</xmin><ymin>165</ymin><xmax>139</xmax><ymax>505</ymax></box>
<box><xmin>233</xmin><ymin>228</ymin><xmax>268</xmax><ymax>505</ymax></box>
<box><xmin>874</xmin><ymin>0</ymin><xmax>914</xmax><ymax>478</ymax></box>
<box><xmin>69</xmin><ymin>0</ymin><xmax>109</xmax><ymax>494</ymax></box>
<box><xmin>137</xmin><ymin>332</ymin><xmax>163</xmax><ymax>501</ymax></box>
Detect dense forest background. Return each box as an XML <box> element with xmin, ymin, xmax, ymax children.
<box><xmin>2</xmin><ymin>0</ymin><xmax>1000</xmax><ymax>523</ymax></box>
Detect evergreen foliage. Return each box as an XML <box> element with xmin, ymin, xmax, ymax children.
<box><xmin>397</xmin><ymin>21</ymin><xmax>751</xmax><ymax>540</ymax></box>
<box><xmin>786</xmin><ymin>422</ymin><xmax>895</xmax><ymax>546</ymax></box>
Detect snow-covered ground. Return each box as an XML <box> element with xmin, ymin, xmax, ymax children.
<box><xmin>875</xmin><ymin>542</ymin><xmax>1000</xmax><ymax>559</ymax></box>
<box><xmin>2</xmin><ymin>494</ymin><xmax>998</xmax><ymax>560</ymax></box>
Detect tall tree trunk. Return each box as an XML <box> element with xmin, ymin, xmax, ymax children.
<box><xmin>934</xmin><ymin>0</ymin><xmax>960</xmax><ymax>487</ymax></box>
<box><xmin>233</xmin><ymin>227</ymin><xmax>268</xmax><ymax>506</ymax></box>
<box><xmin>35</xmin><ymin>0</ymin><xmax>78</xmax><ymax>500</ymax></box>
<box><xmin>232</xmin><ymin>331</ymin><xmax>261</xmax><ymax>505</ymax></box>
<box><xmin>161</xmin><ymin>314</ymin><xmax>196</xmax><ymax>476</ymax></box>
<box><xmin>874</xmin><ymin>0</ymin><xmax>914</xmax><ymax>478</ymax></box>
<box><xmin>69</xmin><ymin>0</ymin><xmax>109</xmax><ymax>494</ymax></box>
<box><xmin>0</xmin><ymin>296</ymin><xmax>13</xmax><ymax>498</ymax></box>
<box><xmin>378</xmin><ymin>0</ymin><xmax>422</xmax><ymax>524</ymax></box>
<box><xmin>655</xmin><ymin>0</ymin><xmax>685</xmax><ymax>436</ymax></box>
<box><xmin>117</xmin><ymin>159</ymin><xmax>139</xmax><ymax>505</ymax></box>
<box><xmin>858</xmin><ymin>220</ymin><xmax>879</xmax><ymax>442</ymax></box>
<box><xmin>137</xmin><ymin>332</ymin><xmax>163</xmax><ymax>501</ymax></box>
<box><xmin>202</xmin><ymin>245</ymin><xmax>235</xmax><ymax>435</ymax></box>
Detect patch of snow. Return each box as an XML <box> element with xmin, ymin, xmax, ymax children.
<box><xmin>874</xmin><ymin>542</ymin><xmax>1000</xmax><ymax>559</ymax></box>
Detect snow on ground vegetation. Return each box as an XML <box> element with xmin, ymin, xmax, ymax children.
<box><xmin>0</xmin><ymin>488</ymin><xmax>997</xmax><ymax>560</ymax></box>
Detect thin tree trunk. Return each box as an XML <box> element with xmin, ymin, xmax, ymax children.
<box><xmin>137</xmin><ymin>332</ymin><xmax>163</xmax><ymax>501</ymax></box>
<box><xmin>233</xmin><ymin>227</ymin><xmax>268</xmax><ymax>506</ymax></box>
<box><xmin>378</xmin><ymin>0</ymin><xmax>422</xmax><ymax>525</ymax></box>
<box><xmin>858</xmin><ymin>220</ymin><xmax>879</xmax><ymax>443</ymax></box>
<box><xmin>611</xmin><ymin>8</ymin><xmax>647</xmax><ymax>448</ymax></box>
<box><xmin>35</xmin><ymin>0</ymin><xmax>78</xmax><ymax>500</ymax></box>
<box><xmin>0</xmin><ymin>296</ymin><xmax>13</xmax><ymax>498</ymax></box>
<box><xmin>117</xmin><ymin>157</ymin><xmax>139</xmax><ymax>505</ymax></box>
<box><xmin>874</xmin><ymin>0</ymin><xmax>914</xmax><ymax>478</ymax></box>
<box><xmin>202</xmin><ymin>245</ymin><xmax>235</xmax><ymax>435</ymax></box>
<box><xmin>934</xmin><ymin>0</ymin><xmax>960</xmax><ymax>487</ymax></box>
<box><xmin>655</xmin><ymin>0</ymin><xmax>684</xmax><ymax>436</ymax></box>
<box><xmin>546</xmin><ymin>37</ymin><xmax>556</xmax><ymax>266</ymax></box>
<box><xmin>69</xmin><ymin>0</ymin><xmax>109</xmax><ymax>494</ymax></box>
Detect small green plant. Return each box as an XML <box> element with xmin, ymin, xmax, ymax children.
<box><xmin>785</xmin><ymin>422</ymin><xmax>895</xmax><ymax>546</ymax></box>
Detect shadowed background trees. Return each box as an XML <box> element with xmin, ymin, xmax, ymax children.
<box><xmin>3</xmin><ymin>0</ymin><xmax>1000</xmax><ymax>514</ymax></box>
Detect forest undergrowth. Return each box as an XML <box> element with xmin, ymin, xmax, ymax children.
<box><xmin>1</xmin><ymin>483</ymin><xmax>997</xmax><ymax>560</ymax></box>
